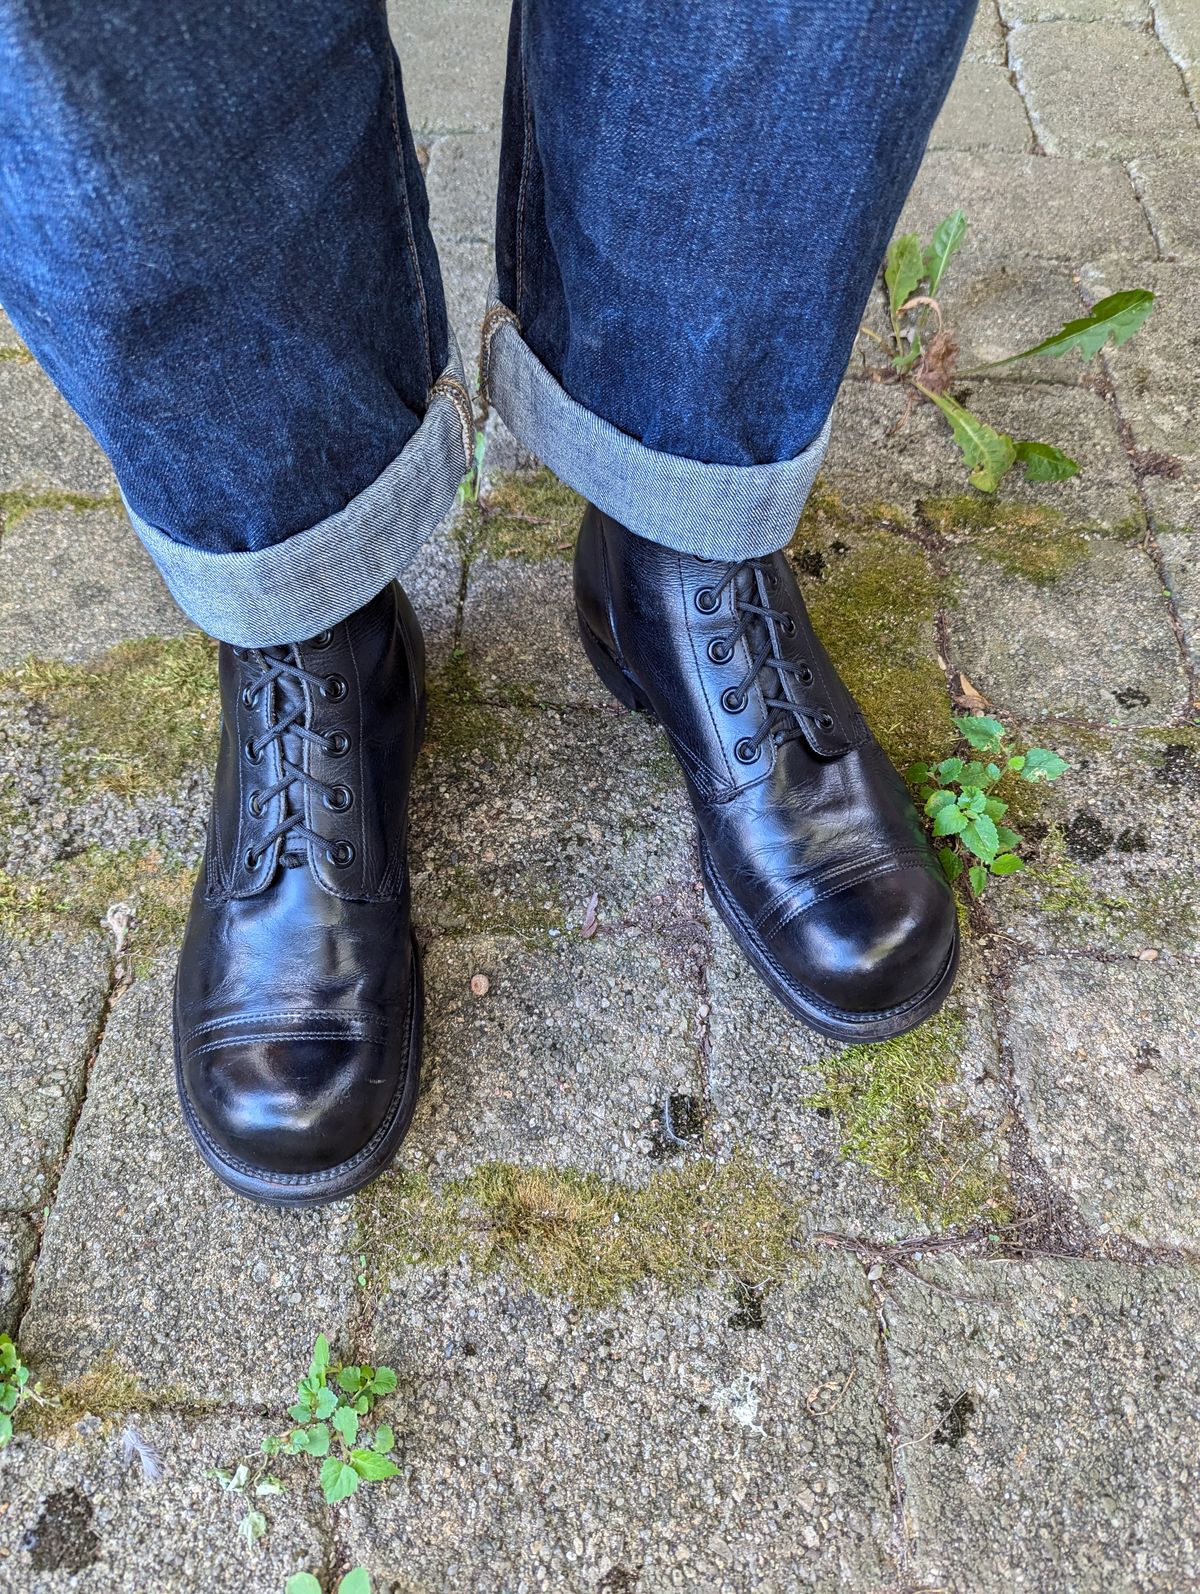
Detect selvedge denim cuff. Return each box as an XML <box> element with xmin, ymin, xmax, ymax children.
<box><xmin>124</xmin><ymin>340</ymin><xmax>474</xmax><ymax>648</ymax></box>
<box><xmin>481</xmin><ymin>280</ymin><xmax>831</xmax><ymax>563</ymax></box>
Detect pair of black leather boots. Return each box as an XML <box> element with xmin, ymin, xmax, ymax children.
<box><xmin>175</xmin><ymin>508</ymin><xmax>958</xmax><ymax>1205</ymax></box>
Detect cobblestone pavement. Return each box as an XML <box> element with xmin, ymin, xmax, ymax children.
<box><xmin>2</xmin><ymin>4</ymin><xmax>1199</xmax><ymax>1590</ymax></box>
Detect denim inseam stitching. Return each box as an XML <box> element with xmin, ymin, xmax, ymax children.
<box><xmin>378</xmin><ymin>0</ymin><xmax>433</xmax><ymax>391</ymax></box>
<box><xmin>513</xmin><ymin>0</ymin><xmax>534</xmax><ymax>326</ymax></box>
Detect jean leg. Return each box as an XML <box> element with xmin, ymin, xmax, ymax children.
<box><xmin>486</xmin><ymin>0</ymin><xmax>975</xmax><ymax>561</ymax></box>
<box><xmin>0</xmin><ymin>0</ymin><xmax>472</xmax><ymax>645</ymax></box>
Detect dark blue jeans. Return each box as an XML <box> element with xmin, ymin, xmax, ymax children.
<box><xmin>0</xmin><ymin>1</ymin><xmax>974</xmax><ymax>645</ymax></box>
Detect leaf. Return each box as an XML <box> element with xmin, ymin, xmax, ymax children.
<box><xmin>950</xmin><ymin>670</ymin><xmax>988</xmax><ymax>715</ymax></box>
<box><xmin>996</xmin><ymin>826</ymin><xmax>1022</xmax><ymax>850</ymax></box>
<box><xmin>985</xmin><ymin>289</ymin><xmax>1154</xmax><ymax>366</ymax></box>
<box><xmin>0</xmin><ymin>1414</ymin><xmax>12</xmax><ymax>1447</ymax></box>
<box><xmin>933</xmin><ymin>806</ymin><xmax>968</xmax><ymax>837</ymax></box>
<box><xmin>237</xmin><ymin>1509</ymin><xmax>267</xmax><ymax>1551</ymax></box>
<box><xmin>332</xmin><ymin>1405</ymin><xmax>359</xmax><ymax>1447</ymax></box>
<box><xmin>968</xmin><ymin>865</ymin><xmax>990</xmax><ymax>896</ymax></box>
<box><xmin>337</xmin><ymin>1366</ymin><xmax>364</xmax><ymax>1394</ymax></box>
<box><xmin>1021</xmin><ymin>747</ymin><xmax>1069</xmax><ymax>782</ymax></box>
<box><xmin>906</xmin><ymin>762</ymin><xmax>930</xmax><ymax>784</ymax></box>
<box><xmin>936</xmin><ymin>758</ymin><xmax>965</xmax><ymax>783</ymax></box>
<box><xmin>309</xmin><ymin>1335</ymin><xmax>330</xmax><ymax>1381</ymax></box>
<box><xmin>286</xmin><ymin>1577</ymin><xmax>323</xmax><ymax>1594</ymax></box>
<box><xmin>369</xmin><ymin>1367</ymin><xmax>397</xmax><ymax>1396</ymax></box>
<box><xmin>349</xmin><ymin>1448</ymin><xmax>401</xmax><ymax>1482</ymax></box>
<box><xmin>983</xmin><ymin>797</ymin><xmax>1008</xmax><ymax>821</ymax></box>
<box><xmin>1013</xmin><ymin>439</ymin><xmax>1080</xmax><ymax>482</ymax></box>
<box><xmin>961</xmin><ymin>813</ymin><xmax>1000</xmax><ymax>864</ymax></box>
<box><xmin>954</xmin><ymin>715</ymin><xmax>1006</xmax><ymax>753</ymax></box>
<box><xmin>288</xmin><ymin>1401</ymin><xmax>311</xmax><ymax>1424</ymax></box>
<box><xmin>885</xmin><ymin>232</ymin><xmax>925</xmax><ymax>320</ymax></box>
<box><xmin>924</xmin><ymin>209</ymin><xmax>967</xmax><ymax>296</ymax></box>
<box><xmin>338</xmin><ymin>1570</ymin><xmax>373</xmax><ymax>1594</ymax></box>
<box><xmin>301</xmin><ymin>1423</ymin><xmax>330</xmax><ymax>1457</ymax></box>
<box><xmin>938</xmin><ymin>847</ymin><xmax>964</xmax><ymax>884</ymax></box>
<box><xmin>372</xmin><ymin>1424</ymin><xmax>395</xmax><ymax>1453</ymax></box>
<box><xmin>925</xmin><ymin>790</ymin><xmax>956</xmax><ymax>816</ymax></box>
<box><xmin>314</xmin><ymin>1388</ymin><xmax>339</xmax><ymax>1420</ymax></box>
<box><xmin>991</xmin><ymin>853</ymin><xmax>1025</xmax><ymax>875</ymax></box>
<box><xmin>921</xmin><ymin>389</ymin><xmax>1016</xmax><ymax>492</ymax></box>
<box><xmin>320</xmin><ymin>1457</ymin><xmax>360</xmax><ymax>1504</ymax></box>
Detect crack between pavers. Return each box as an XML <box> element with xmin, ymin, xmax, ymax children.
<box><xmin>1122</xmin><ymin>158</ymin><xmax>1168</xmax><ymax>263</ymax></box>
<box><xmin>1149</xmin><ymin>3</ymin><xmax>1200</xmax><ymax>124</ymax></box>
<box><xmin>859</xmin><ymin>1259</ymin><xmax>914</xmax><ymax>1590</ymax></box>
<box><xmin>997</xmin><ymin>13</ymin><xmax>1047</xmax><ymax>158</ymax></box>
<box><xmin>1069</xmin><ymin>277</ymin><xmax>1200</xmax><ymax>714</ymax></box>
<box><xmin>13</xmin><ymin>941</ymin><xmax>129</xmax><ymax>1338</ymax></box>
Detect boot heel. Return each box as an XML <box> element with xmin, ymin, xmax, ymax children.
<box><xmin>577</xmin><ymin>612</ymin><xmax>656</xmax><ymax>718</ymax></box>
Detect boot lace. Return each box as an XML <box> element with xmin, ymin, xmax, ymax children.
<box><xmin>239</xmin><ymin>646</ymin><xmax>353</xmax><ymax>868</ymax></box>
<box><xmin>696</xmin><ymin>559</ymin><xmax>837</xmax><ymax>764</ymax></box>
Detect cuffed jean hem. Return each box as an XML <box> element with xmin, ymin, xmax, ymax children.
<box><xmin>481</xmin><ymin>282</ymin><xmax>832</xmax><ymax>563</ymax></box>
<box><xmin>123</xmin><ymin>345</ymin><xmax>474</xmax><ymax>648</ymax></box>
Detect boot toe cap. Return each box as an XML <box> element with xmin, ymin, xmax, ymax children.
<box><xmin>770</xmin><ymin>864</ymin><xmax>958</xmax><ymax>1020</ymax></box>
<box><xmin>179</xmin><ymin>1019</ymin><xmax>407</xmax><ymax>1180</ymax></box>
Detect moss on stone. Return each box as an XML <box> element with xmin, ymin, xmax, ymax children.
<box><xmin>357</xmin><ymin>1150</ymin><xmax>802</xmax><ymax>1307</ymax></box>
<box><xmin>0</xmin><ymin>842</ymin><xmax>193</xmax><ymax>967</ymax></box>
<box><xmin>423</xmin><ymin>648</ymin><xmax>531</xmax><ymax>761</ymax></box>
<box><xmin>474</xmin><ymin>468</ymin><xmax>584</xmax><ymax>561</ymax></box>
<box><xmin>424</xmin><ymin>867</ymin><xmax>565</xmax><ymax>945</ymax></box>
<box><xmin>0</xmin><ymin>487</ymin><xmax>121</xmax><ymax>531</ymax></box>
<box><xmin>0</xmin><ymin>633</ymin><xmax>219</xmax><ymax>797</ymax></box>
<box><xmin>921</xmin><ymin>495</ymin><xmax>1091</xmax><ymax>586</ymax></box>
<box><xmin>27</xmin><ymin>1354</ymin><xmax>193</xmax><ymax>1436</ymax></box>
<box><xmin>791</xmin><ymin>488</ymin><xmax>955</xmax><ymax>768</ymax></box>
<box><xmin>0</xmin><ymin>346</ymin><xmax>34</xmax><ymax>365</ymax></box>
<box><xmin>808</xmin><ymin>1010</ymin><xmax>1010</xmax><ymax>1227</ymax></box>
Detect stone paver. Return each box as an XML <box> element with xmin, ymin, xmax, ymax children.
<box><xmin>1011</xmin><ymin>22</ymin><xmax>1200</xmax><ymax>156</ymax></box>
<box><xmin>929</xmin><ymin>62</ymin><xmax>1035</xmax><ymax>153</ymax></box>
<box><xmin>385</xmin><ymin>0</ymin><xmax>508</xmax><ymax>135</ymax></box>
<box><xmin>0</xmin><ymin>509</ymin><xmax>187</xmax><ymax>668</ymax></box>
<box><xmin>426</xmin><ymin>132</ymin><xmax>501</xmax><ymax>245</ymax></box>
<box><xmin>0</xmin><ymin>363</ymin><xmax>114</xmax><ymax>498</ymax></box>
<box><xmin>898</xmin><ymin>150</ymin><xmax>1154</xmax><ymax>264</ymax></box>
<box><xmin>397</xmin><ymin>930</ymin><xmax>701</xmax><ymax>1184</ymax></box>
<box><xmin>886</xmin><ymin>1257</ymin><xmax>1200</xmax><ymax>1590</ymax></box>
<box><xmin>988</xmin><ymin>725</ymin><xmax>1200</xmax><ymax>957</ymax></box>
<box><xmin>0</xmin><ymin>1415</ymin><xmax>325</xmax><ymax>1592</ymax></box>
<box><xmin>345</xmin><ymin>1258</ymin><xmax>894</xmax><ymax>1591</ymax></box>
<box><xmin>1160</xmin><ymin>530</ymin><xmax>1200</xmax><ymax>653</ymax></box>
<box><xmin>20</xmin><ymin>961</ymin><xmax>357</xmax><ymax>1405</ymax></box>
<box><xmin>1130</xmin><ymin>157</ymin><xmax>1200</xmax><ymax>259</ymax></box>
<box><xmin>944</xmin><ymin>531</ymin><xmax>1187</xmax><ymax>725</ymax></box>
<box><xmin>1004</xmin><ymin>958</ymin><xmax>1200</xmax><ymax>1247</ymax></box>
<box><xmin>0</xmin><ymin>1216</ymin><xmax>33</xmax><ymax>1335</ymax></box>
<box><xmin>0</xmin><ymin>935</ymin><xmax>110</xmax><ymax>1211</ymax></box>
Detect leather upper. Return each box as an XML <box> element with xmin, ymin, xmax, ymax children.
<box><xmin>575</xmin><ymin>507</ymin><xmax>957</xmax><ymax>1023</ymax></box>
<box><xmin>174</xmin><ymin>582</ymin><xmax>424</xmax><ymax>1180</ymax></box>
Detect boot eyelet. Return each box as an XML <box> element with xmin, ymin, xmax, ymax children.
<box><xmin>247</xmin><ymin>790</ymin><xmax>262</xmax><ymax>818</ymax></box>
<box><xmin>816</xmin><ymin>713</ymin><xmax>836</xmax><ymax>733</ymax></box>
<box><xmin>707</xmin><ymin>638</ymin><xmax>733</xmax><ymax>665</ymax></box>
<box><xmin>309</xmin><ymin>629</ymin><xmax>333</xmax><ymax>649</ymax></box>
<box><xmin>324</xmin><ymin>785</ymin><xmax>353</xmax><ymax>812</ymax></box>
<box><xmin>734</xmin><ymin>738</ymin><xmax>760</xmax><ymax>764</ymax></box>
<box><xmin>323</xmin><ymin>674</ymin><xmax>347</xmax><ymax>702</ymax></box>
<box><xmin>327</xmin><ymin>840</ymin><xmax>355</xmax><ymax>868</ymax></box>
<box><xmin>766</xmin><ymin>571</ymin><xmax>780</xmax><ymax>589</ymax></box>
<box><xmin>244</xmin><ymin>847</ymin><xmax>259</xmax><ymax>870</ymax></box>
<box><xmin>720</xmin><ymin>688</ymin><xmax>746</xmax><ymax>714</ymax></box>
<box><xmin>695</xmin><ymin>587</ymin><xmax>718</xmax><ymax>614</ymax></box>
<box><xmin>241</xmin><ymin>684</ymin><xmax>258</xmax><ymax>709</ymax></box>
<box><xmin>244</xmin><ymin>738</ymin><xmax>263</xmax><ymax>764</ymax></box>
<box><xmin>780</xmin><ymin>615</ymin><xmax>796</xmax><ymax>636</ymax></box>
<box><xmin>799</xmin><ymin>666</ymin><xmax>814</xmax><ymax>686</ymax></box>
<box><xmin>325</xmin><ymin>730</ymin><xmax>351</xmax><ymax>758</ymax></box>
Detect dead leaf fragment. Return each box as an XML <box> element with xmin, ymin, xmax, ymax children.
<box><xmin>951</xmin><ymin>671</ymin><xmax>988</xmax><ymax>714</ymax></box>
<box><xmin>580</xmin><ymin>890</ymin><xmax>599</xmax><ymax>939</ymax></box>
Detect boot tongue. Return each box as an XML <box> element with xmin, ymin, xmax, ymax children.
<box><xmin>267</xmin><ymin>645</ymin><xmax>310</xmax><ymax>860</ymax></box>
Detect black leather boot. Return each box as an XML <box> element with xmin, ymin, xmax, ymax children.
<box><xmin>173</xmin><ymin>583</ymin><xmax>424</xmax><ymax>1205</ymax></box>
<box><xmin>575</xmin><ymin>508</ymin><xmax>958</xmax><ymax>1041</ymax></box>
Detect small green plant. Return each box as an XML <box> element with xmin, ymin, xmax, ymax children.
<box><xmin>262</xmin><ymin>1333</ymin><xmax>399</xmax><ymax>1505</ymax></box>
<box><xmin>865</xmin><ymin>209</ymin><xmax>1154</xmax><ymax>492</ymax></box>
<box><xmin>209</xmin><ymin>1335</ymin><xmax>400</xmax><ymax>1551</ymax></box>
<box><xmin>907</xmin><ymin>714</ymin><xmax>1067</xmax><ymax>895</ymax></box>
<box><xmin>0</xmin><ymin>1334</ymin><xmax>55</xmax><ymax>1446</ymax></box>
<box><xmin>286</xmin><ymin>1569</ymin><xmax>371</xmax><ymax>1594</ymax></box>
<box><xmin>456</xmin><ymin>425</ymin><xmax>487</xmax><ymax>513</ymax></box>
